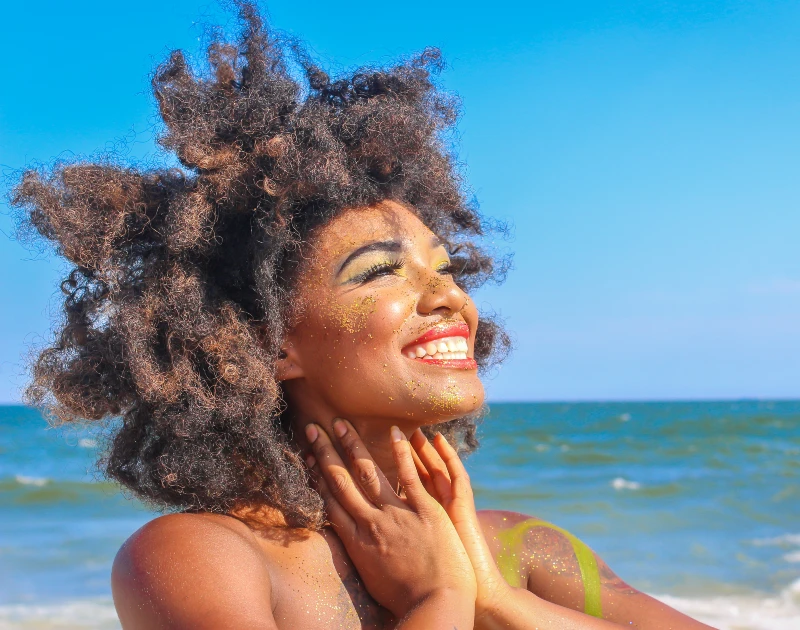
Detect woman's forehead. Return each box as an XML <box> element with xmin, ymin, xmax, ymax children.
<box><xmin>313</xmin><ymin>201</ymin><xmax>436</xmax><ymax>261</ymax></box>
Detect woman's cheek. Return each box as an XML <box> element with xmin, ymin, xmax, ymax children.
<box><xmin>326</xmin><ymin>294</ymin><xmax>378</xmax><ymax>334</ymax></box>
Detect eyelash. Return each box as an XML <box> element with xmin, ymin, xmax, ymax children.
<box><xmin>350</xmin><ymin>258</ymin><xmax>453</xmax><ymax>284</ymax></box>
<box><xmin>352</xmin><ymin>258</ymin><xmax>406</xmax><ymax>283</ymax></box>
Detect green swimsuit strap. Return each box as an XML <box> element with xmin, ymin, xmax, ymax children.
<box><xmin>495</xmin><ymin>518</ymin><xmax>603</xmax><ymax>618</ymax></box>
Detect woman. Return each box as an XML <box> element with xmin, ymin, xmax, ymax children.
<box><xmin>12</xmin><ymin>4</ymin><xmax>713</xmax><ymax>628</ymax></box>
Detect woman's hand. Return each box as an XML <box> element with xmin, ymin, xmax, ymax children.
<box><xmin>408</xmin><ymin>429</ymin><xmax>515</xmax><ymax>625</ymax></box>
<box><xmin>304</xmin><ymin>420</ymin><xmax>477</xmax><ymax>622</ymax></box>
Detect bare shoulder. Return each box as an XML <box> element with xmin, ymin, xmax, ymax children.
<box><xmin>112</xmin><ymin>512</ymin><xmax>278</xmax><ymax>630</ymax></box>
<box><xmin>477</xmin><ymin>508</ymin><xmax>638</xmax><ymax>599</ymax></box>
<box><xmin>476</xmin><ymin>509</ymin><xmax>713</xmax><ymax>628</ymax></box>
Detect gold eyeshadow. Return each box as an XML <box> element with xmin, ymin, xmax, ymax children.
<box><xmin>337</xmin><ymin>244</ymin><xmax>451</xmax><ymax>284</ymax></box>
<box><xmin>339</xmin><ymin>253</ymin><xmax>406</xmax><ymax>284</ymax></box>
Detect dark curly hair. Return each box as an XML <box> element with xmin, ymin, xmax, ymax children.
<box><xmin>10</xmin><ymin>2</ymin><xmax>510</xmax><ymax>529</ymax></box>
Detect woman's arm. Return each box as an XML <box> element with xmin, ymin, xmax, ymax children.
<box><xmin>111</xmin><ymin>513</ymin><xmax>279</xmax><ymax>629</ymax></box>
<box><xmin>486</xmin><ymin>513</ymin><xmax>716</xmax><ymax>629</ymax></box>
<box><xmin>409</xmin><ymin>430</ymin><xmax>716</xmax><ymax>630</ymax></box>
<box><xmin>394</xmin><ymin>588</ymin><xmax>476</xmax><ymax>630</ymax></box>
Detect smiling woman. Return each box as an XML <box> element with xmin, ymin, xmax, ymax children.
<box><xmin>11</xmin><ymin>3</ymin><xmax>713</xmax><ymax>629</ymax></box>
<box><xmin>278</xmin><ymin>202</ymin><xmax>485</xmax><ymax>439</ymax></box>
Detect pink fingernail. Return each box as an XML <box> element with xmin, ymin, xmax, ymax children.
<box><xmin>390</xmin><ymin>426</ymin><xmax>404</xmax><ymax>443</ymax></box>
<box><xmin>333</xmin><ymin>419</ymin><xmax>347</xmax><ymax>438</ymax></box>
<box><xmin>305</xmin><ymin>454</ymin><xmax>316</xmax><ymax>468</ymax></box>
<box><xmin>305</xmin><ymin>424</ymin><xmax>319</xmax><ymax>443</ymax></box>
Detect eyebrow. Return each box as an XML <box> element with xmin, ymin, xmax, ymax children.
<box><xmin>336</xmin><ymin>235</ymin><xmax>446</xmax><ymax>276</ymax></box>
<box><xmin>337</xmin><ymin>240</ymin><xmax>402</xmax><ymax>276</ymax></box>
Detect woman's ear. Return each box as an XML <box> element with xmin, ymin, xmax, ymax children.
<box><xmin>275</xmin><ymin>338</ymin><xmax>304</xmax><ymax>382</ymax></box>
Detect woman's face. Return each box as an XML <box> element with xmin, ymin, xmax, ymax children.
<box><xmin>279</xmin><ymin>200</ymin><xmax>484</xmax><ymax>428</ymax></box>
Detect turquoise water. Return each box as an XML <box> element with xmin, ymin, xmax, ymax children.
<box><xmin>1</xmin><ymin>401</ymin><xmax>799</xmax><ymax>629</ymax></box>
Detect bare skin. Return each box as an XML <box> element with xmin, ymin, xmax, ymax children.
<box><xmin>112</xmin><ymin>201</ymin><xmax>716</xmax><ymax>629</ymax></box>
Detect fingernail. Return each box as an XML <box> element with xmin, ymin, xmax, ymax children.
<box><xmin>333</xmin><ymin>419</ymin><xmax>347</xmax><ymax>438</ymax></box>
<box><xmin>305</xmin><ymin>424</ymin><xmax>319</xmax><ymax>444</ymax></box>
<box><xmin>305</xmin><ymin>454</ymin><xmax>316</xmax><ymax>468</ymax></box>
<box><xmin>390</xmin><ymin>426</ymin><xmax>404</xmax><ymax>443</ymax></box>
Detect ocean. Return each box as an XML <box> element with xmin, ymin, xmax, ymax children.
<box><xmin>1</xmin><ymin>401</ymin><xmax>798</xmax><ymax>629</ymax></box>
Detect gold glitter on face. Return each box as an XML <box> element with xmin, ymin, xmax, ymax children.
<box><xmin>328</xmin><ymin>295</ymin><xmax>377</xmax><ymax>334</ymax></box>
<box><xmin>404</xmin><ymin>380</ymin><xmax>423</xmax><ymax>398</ymax></box>
<box><xmin>280</xmin><ymin>200</ymin><xmax>484</xmax><ymax>428</ymax></box>
<box><xmin>426</xmin><ymin>384</ymin><xmax>464</xmax><ymax>414</ymax></box>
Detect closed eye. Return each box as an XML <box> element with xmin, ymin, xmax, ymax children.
<box><xmin>436</xmin><ymin>260</ymin><xmax>453</xmax><ymax>275</ymax></box>
<box><xmin>350</xmin><ymin>258</ymin><xmax>405</xmax><ymax>284</ymax></box>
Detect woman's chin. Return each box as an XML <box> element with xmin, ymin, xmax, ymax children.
<box><xmin>410</xmin><ymin>379</ymin><xmax>485</xmax><ymax>424</ymax></box>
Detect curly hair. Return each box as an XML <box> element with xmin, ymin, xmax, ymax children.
<box><xmin>10</xmin><ymin>2</ymin><xmax>510</xmax><ymax>529</ymax></box>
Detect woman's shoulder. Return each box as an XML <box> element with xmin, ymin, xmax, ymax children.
<box><xmin>113</xmin><ymin>512</ymin><xmax>267</xmax><ymax>579</ymax></box>
<box><xmin>478</xmin><ymin>509</ymin><xmax>602</xmax><ymax>607</ymax></box>
<box><xmin>111</xmin><ymin>513</ymin><xmax>278</xmax><ymax>629</ymax></box>
<box><xmin>477</xmin><ymin>509</ymin><xmax>642</xmax><ymax>614</ymax></box>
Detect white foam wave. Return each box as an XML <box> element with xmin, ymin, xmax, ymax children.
<box><xmin>78</xmin><ymin>438</ymin><xmax>97</xmax><ymax>448</ymax></box>
<box><xmin>0</xmin><ymin>598</ymin><xmax>119</xmax><ymax>629</ymax></box>
<box><xmin>654</xmin><ymin>579</ymin><xmax>800</xmax><ymax>630</ymax></box>
<box><xmin>14</xmin><ymin>475</ymin><xmax>49</xmax><ymax>487</ymax></box>
<box><xmin>611</xmin><ymin>477</ymin><xmax>641</xmax><ymax>490</ymax></box>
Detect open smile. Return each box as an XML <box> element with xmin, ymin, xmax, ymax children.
<box><xmin>401</xmin><ymin>322</ymin><xmax>478</xmax><ymax>369</ymax></box>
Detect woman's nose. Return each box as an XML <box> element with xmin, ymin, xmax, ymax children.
<box><xmin>416</xmin><ymin>270</ymin><xmax>468</xmax><ymax>317</ymax></box>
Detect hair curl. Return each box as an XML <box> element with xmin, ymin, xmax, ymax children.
<box><xmin>10</xmin><ymin>2</ymin><xmax>510</xmax><ymax>529</ymax></box>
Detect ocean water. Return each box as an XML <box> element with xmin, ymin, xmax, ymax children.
<box><xmin>1</xmin><ymin>401</ymin><xmax>798</xmax><ymax>629</ymax></box>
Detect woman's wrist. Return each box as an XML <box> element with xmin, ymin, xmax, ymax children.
<box><xmin>412</xmin><ymin>584</ymin><xmax>477</xmax><ymax>611</ymax></box>
<box><xmin>474</xmin><ymin>583</ymin><xmax>529</xmax><ymax>630</ymax></box>
<box><xmin>396</xmin><ymin>586</ymin><xmax>477</xmax><ymax>629</ymax></box>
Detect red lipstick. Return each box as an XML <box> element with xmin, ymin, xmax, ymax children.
<box><xmin>401</xmin><ymin>321</ymin><xmax>477</xmax><ymax>370</ymax></box>
<box><xmin>405</xmin><ymin>322</ymin><xmax>469</xmax><ymax>347</ymax></box>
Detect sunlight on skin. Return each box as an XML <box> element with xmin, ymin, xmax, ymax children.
<box><xmin>497</xmin><ymin>519</ymin><xmax>603</xmax><ymax>618</ymax></box>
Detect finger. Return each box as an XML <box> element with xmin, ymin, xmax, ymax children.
<box><xmin>409</xmin><ymin>445</ymin><xmax>437</xmax><ymax>498</ymax></box>
<box><xmin>333</xmin><ymin>419</ymin><xmax>402</xmax><ymax>509</ymax></box>
<box><xmin>433</xmin><ymin>432</ymin><xmax>473</xmax><ymax>501</ymax></box>
<box><xmin>306</xmin><ymin>423</ymin><xmax>375</xmax><ymax>521</ymax></box>
<box><xmin>390</xmin><ymin>426</ymin><xmax>431</xmax><ymax>509</ymax></box>
<box><xmin>411</xmin><ymin>429</ymin><xmax>453</xmax><ymax>503</ymax></box>
<box><xmin>308</xmin><ymin>455</ymin><xmax>357</xmax><ymax>539</ymax></box>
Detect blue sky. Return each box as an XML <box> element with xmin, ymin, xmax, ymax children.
<box><xmin>1</xmin><ymin>0</ymin><xmax>798</xmax><ymax>402</ymax></box>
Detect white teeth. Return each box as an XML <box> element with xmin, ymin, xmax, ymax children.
<box><xmin>403</xmin><ymin>336</ymin><xmax>470</xmax><ymax>361</ymax></box>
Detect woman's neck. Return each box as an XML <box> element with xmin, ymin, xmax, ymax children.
<box><xmin>286</xmin><ymin>394</ymin><xmax>424</xmax><ymax>493</ymax></box>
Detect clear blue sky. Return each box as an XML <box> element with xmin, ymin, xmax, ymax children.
<box><xmin>1</xmin><ymin>0</ymin><xmax>798</xmax><ymax>402</ymax></box>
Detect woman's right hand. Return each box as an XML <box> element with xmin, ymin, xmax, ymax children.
<box><xmin>304</xmin><ymin>420</ymin><xmax>477</xmax><ymax>620</ymax></box>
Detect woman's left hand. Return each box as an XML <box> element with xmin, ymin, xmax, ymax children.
<box><xmin>407</xmin><ymin>429</ymin><xmax>515</xmax><ymax>625</ymax></box>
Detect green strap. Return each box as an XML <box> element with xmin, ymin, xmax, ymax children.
<box><xmin>496</xmin><ymin>519</ymin><xmax>603</xmax><ymax>618</ymax></box>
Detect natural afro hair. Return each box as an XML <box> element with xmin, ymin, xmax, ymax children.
<box><xmin>10</xmin><ymin>1</ymin><xmax>510</xmax><ymax>529</ymax></box>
